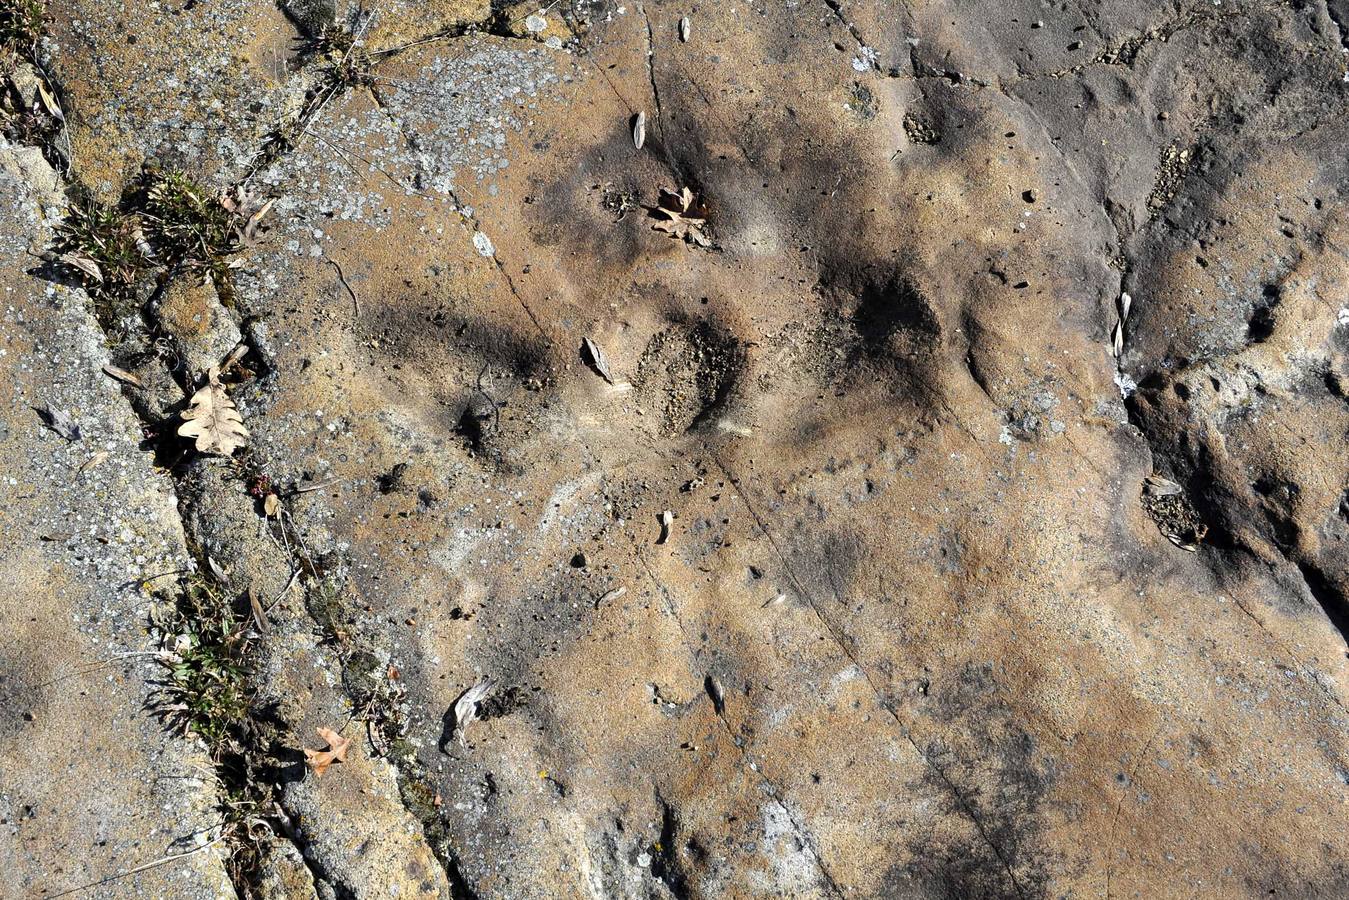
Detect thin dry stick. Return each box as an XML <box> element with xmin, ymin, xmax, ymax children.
<box><xmin>35</xmin><ymin>651</ymin><xmax>170</xmax><ymax>689</ymax></box>
<box><xmin>45</xmin><ymin>835</ymin><xmax>225</xmax><ymax>899</ymax></box>
<box><xmin>327</xmin><ymin>258</ymin><xmax>360</xmax><ymax>318</ymax></box>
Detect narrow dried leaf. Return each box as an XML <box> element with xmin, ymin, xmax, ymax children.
<box><xmin>40</xmin><ymin>405</ymin><xmax>81</xmax><ymax>441</ymax></box>
<box><xmin>633</xmin><ymin>111</ymin><xmax>646</xmax><ymax>149</ymax></box>
<box><xmin>36</xmin><ymin>80</ymin><xmax>63</xmax><ymax>121</ymax></box>
<box><xmin>53</xmin><ymin>251</ymin><xmax>103</xmax><ymax>284</ymax></box>
<box><xmin>102</xmin><ymin>364</ymin><xmax>145</xmax><ymax>389</ymax></box>
<box><xmin>452</xmin><ymin>677</ymin><xmax>497</xmax><ymax>746</ymax></box>
<box><xmin>303</xmin><ymin>726</ymin><xmax>351</xmax><ymax>776</ymax></box>
<box><xmin>207</xmin><ymin>555</ymin><xmax>230</xmax><ymax>582</ymax></box>
<box><xmin>1118</xmin><ymin>291</ymin><xmax>1132</xmax><ymax>322</ymax></box>
<box><xmin>679</xmin><ymin>16</ymin><xmax>691</xmax><ymax>41</ymax></box>
<box><xmin>78</xmin><ymin>450</ymin><xmax>110</xmax><ymax>474</ymax></box>
<box><xmin>243</xmin><ymin>198</ymin><xmax>276</xmax><ymax>242</ymax></box>
<box><xmin>657</xmin><ymin>509</ymin><xmax>674</xmax><ymax>544</ymax></box>
<box><xmin>178</xmin><ymin>379</ymin><xmax>249</xmax><ymax>456</ymax></box>
<box><xmin>1144</xmin><ymin>474</ymin><xmax>1182</xmax><ymax>497</ymax></box>
<box><xmin>1111</xmin><ymin>321</ymin><xmax>1124</xmax><ymax>357</ymax></box>
<box><xmin>247</xmin><ymin>587</ymin><xmax>269</xmax><ymax>633</ymax></box>
<box><xmin>582</xmin><ymin>336</ymin><xmax>615</xmax><ymax>384</ymax></box>
<box><xmin>1164</xmin><ymin>532</ymin><xmax>1199</xmax><ymax>552</ymax></box>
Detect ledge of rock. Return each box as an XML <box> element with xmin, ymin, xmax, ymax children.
<box><xmin>2</xmin><ymin>1</ymin><xmax>1348</xmax><ymax>898</ymax></box>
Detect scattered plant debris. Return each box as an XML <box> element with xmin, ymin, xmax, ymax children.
<box><xmin>679</xmin><ymin>16</ymin><xmax>691</xmax><ymax>42</ymax></box>
<box><xmin>0</xmin><ymin>0</ymin><xmax>44</xmax><ymax>52</ymax></box>
<box><xmin>657</xmin><ymin>509</ymin><xmax>674</xmax><ymax>544</ymax></box>
<box><xmin>1142</xmin><ymin>474</ymin><xmax>1206</xmax><ymax>551</ymax></box>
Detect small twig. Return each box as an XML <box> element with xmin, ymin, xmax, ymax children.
<box><xmin>475</xmin><ymin>363</ymin><xmax>502</xmax><ymax>434</ymax></box>
<box><xmin>34</xmin><ymin>651</ymin><xmax>172</xmax><ymax>689</ymax></box>
<box><xmin>44</xmin><ymin>835</ymin><xmax>225</xmax><ymax>898</ymax></box>
<box><xmin>291</xmin><ymin>477</ymin><xmax>341</xmax><ymax>495</ymax></box>
<box><xmin>327</xmin><ymin>258</ymin><xmax>360</xmax><ymax>319</ymax></box>
<box><xmin>265</xmin><ymin>568</ymin><xmax>302</xmax><ymax>613</ymax></box>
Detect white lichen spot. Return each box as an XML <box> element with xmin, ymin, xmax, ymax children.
<box><xmin>525</xmin><ymin>14</ymin><xmax>547</xmax><ymax>33</ymax></box>
<box><xmin>852</xmin><ymin>46</ymin><xmax>877</xmax><ymax>71</ymax></box>
<box><xmin>472</xmin><ymin>231</ymin><xmax>495</xmax><ymax>256</ymax></box>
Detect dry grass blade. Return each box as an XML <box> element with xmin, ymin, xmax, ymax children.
<box><xmin>102</xmin><ymin>363</ymin><xmax>144</xmax><ymax>388</ymax></box>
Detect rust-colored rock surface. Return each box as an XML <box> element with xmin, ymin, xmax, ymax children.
<box><xmin>3</xmin><ymin>1</ymin><xmax>1349</xmax><ymax>897</ymax></box>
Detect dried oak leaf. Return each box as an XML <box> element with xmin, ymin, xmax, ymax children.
<box><xmin>649</xmin><ymin>187</ymin><xmax>711</xmax><ymax>248</ymax></box>
<box><xmin>303</xmin><ymin>726</ymin><xmax>351</xmax><ymax>777</ymax></box>
<box><xmin>178</xmin><ymin>368</ymin><xmax>248</xmax><ymax>455</ymax></box>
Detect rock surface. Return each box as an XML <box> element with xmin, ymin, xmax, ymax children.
<box><xmin>3</xmin><ymin>1</ymin><xmax>1349</xmax><ymax>898</ymax></box>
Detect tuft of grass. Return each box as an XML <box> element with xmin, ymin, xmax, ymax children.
<box><xmin>0</xmin><ymin>0</ymin><xmax>44</xmax><ymax>54</ymax></box>
<box><xmin>141</xmin><ymin>171</ymin><xmax>242</xmax><ymax>266</ymax></box>
<box><xmin>149</xmin><ymin>574</ymin><xmax>255</xmax><ymax>748</ymax></box>
<box><xmin>56</xmin><ymin>197</ymin><xmax>144</xmax><ymax>289</ymax></box>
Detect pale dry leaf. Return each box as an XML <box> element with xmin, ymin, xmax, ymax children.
<box><xmin>242</xmin><ymin>198</ymin><xmax>276</xmax><ymax>243</ymax></box>
<box><xmin>54</xmin><ymin>252</ymin><xmax>102</xmax><ymax>283</ymax></box>
<box><xmin>453</xmin><ymin>677</ymin><xmax>497</xmax><ymax>746</ymax></box>
<box><xmin>657</xmin><ymin>509</ymin><xmax>674</xmax><ymax>544</ymax></box>
<box><xmin>78</xmin><ymin>450</ymin><xmax>109</xmax><ymax>474</ymax></box>
<box><xmin>263</xmin><ymin>493</ymin><xmax>279</xmax><ymax>517</ymax></box>
<box><xmin>1164</xmin><ymin>531</ymin><xmax>1199</xmax><ymax>552</ymax></box>
<box><xmin>1144</xmin><ymin>474</ymin><xmax>1182</xmax><ymax>497</ymax></box>
<box><xmin>36</xmin><ymin>80</ymin><xmax>63</xmax><ymax>121</ymax></box>
<box><xmin>178</xmin><ymin>377</ymin><xmax>249</xmax><ymax>456</ymax></box>
<box><xmin>207</xmin><ymin>555</ymin><xmax>230</xmax><ymax>582</ymax></box>
<box><xmin>582</xmin><ymin>337</ymin><xmax>615</xmax><ymax>384</ymax></box>
<box><xmin>102</xmin><ymin>364</ymin><xmax>145</xmax><ymax>389</ymax></box>
<box><xmin>633</xmin><ymin>111</ymin><xmax>646</xmax><ymax>149</ymax></box>
<box><xmin>247</xmin><ymin>587</ymin><xmax>269</xmax><ymax>633</ymax></box>
<box><xmin>41</xmin><ymin>405</ymin><xmax>81</xmax><ymax>441</ymax></box>
<box><xmin>679</xmin><ymin>16</ymin><xmax>691</xmax><ymax>41</ymax></box>
<box><xmin>303</xmin><ymin>726</ymin><xmax>351</xmax><ymax>776</ymax></box>
<box><xmin>1118</xmin><ymin>291</ymin><xmax>1132</xmax><ymax>322</ymax></box>
<box><xmin>132</xmin><ymin>226</ymin><xmax>156</xmax><ymax>261</ymax></box>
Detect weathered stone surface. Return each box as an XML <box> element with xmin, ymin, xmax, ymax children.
<box><xmin>0</xmin><ymin>141</ymin><xmax>230</xmax><ymax>897</ymax></box>
<box><xmin>5</xmin><ymin>0</ymin><xmax>1349</xmax><ymax>897</ymax></box>
<box><xmin>45</xmin><ymin>0</ymin><xmax>304</xmax><ymax>199</ymax></box>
